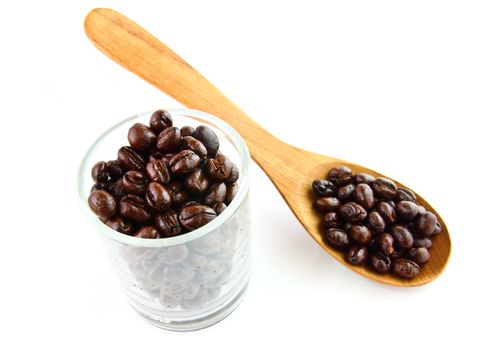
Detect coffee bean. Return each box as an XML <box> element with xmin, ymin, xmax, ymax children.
<box><xmin>169</xmin><ymin>150</ymin><xmax>200</xmax><ymax>175</ymax></box>
<box><xmin>327</xmin><ymin>166</ymin><xmax>352</xmax><ymax>186</ymax></box>
<box><xmin>204</xmin><ymin>182</ymin><xmax>226</xmax><ymax>206</ymax></box>
<box><xmin>346</xmin><ymin>246</ymin><xmax>369</xmax><ymax>265</ymax></box>
<box><xmin>338</xmin><ymin>202</ymin><xmax>367</xmax><ymax>223</ymax></box>
<box><xmin>180</xmin><ymin>126</ymin><xmax>195</xmax><ymax>137</ymax></box>
<box><xmin>431</xmin><ymin>222</ymin><xmax>442</xmax><ymax>236</ymax></box>
<box><xmin>414</xmin><ymin>237</ymin><xmax>433</xmax><ymax>249</ymax></box>
<box><xmin>392</xmin><ymin>225</ymin><xmax>414</xmax><ymax>249</ymax></box>
<box><xmin>372</xmin><ymin>177</ymin><xmax>397</xmax><ymax>199</ymax></box>
<box><xmin>110</xmin><ymin>179</ymin><xmax>126</xmax><ymax>200</ymax></box>
<box><xmin>146</xmin><ymin>159</ymin><xmax>171</xmax><ymax>184</ymax></box>
<box><xmin>323</xmin><ymin>228</ymin><xmax>350</xmax><ymax>249</ymax></box>
<box><xmin>91</xmin><ymin>161</ymin><xmax>109</xmax><ymax>182</ymax></box>
<box><xmin>354</xmin><ymin>172</ymin><xmax>375</xmax><ymax>185</ymax></box>
<box><xmin>88</xmin><ymin>190</ymin><xmax>117</xmax><ymax>220</ymax></box>
<box><xmin>205</xmin><ymin>154</ymin><xmax>233</xmax><ymax>181</ymax></box>
<box><xmin>225</xmin><ymin>162</ymin><xmax>239</xmax><ymax>184</ymax></box>
<box><xmin>128</xmin><ymin>123</ymin><xmax>156</xmax><ymax>152</ymax></box>
<box><xmin>213</xmin><ymin>202</ymin><xmax>227</xmax><ymax>215</ymax></box>
<box><xmin>368</xmin><ymin>211</ymin><xmax>386</xmax><ymax>234</ymax></box>
<box><xmin>312</xmin><ymin>179</ymin><xmax>337</xmax><ymax>197</ymax></box>
<box><xmin>167</xmin><ymin>181</ymin><xmax>191</xmax><ymax>208</ymax></box>
<box><xmin>179</xmin><ymin>204</ymin><xmax>217</xmax><ymax>230</ymax></box>
<box><xmin>181</xmin><ymin>136</ymin><xmax>207</xmax><ymax>158</ymax></box>
<box><xmin>315</xmin><ymin>197</ymin><xmax>341</xmax><ymax>212</ymax></box>
<box><xmin>407</xmin><ymin>247</ymin><xmax>430</xmax><ymax>265</ymax></box>
<box><xmin>376</xmin><ymin>233</ymin><xmax>395</xmax><ymax>255</ymax></box>
<box><xmin>395</xmin><ymin>188</ymin><xmax>417</xmax><ymax>202</ymax></box>
<box><xmin>353</xmin><ymin>183</ymin><xmax>375</xmax><ymax>209</ymax></box>
<box><xmin>157</xmin><ymin>127</ymin><xmax>182</xmax><ymax>153</ymax></box>
<box><xmin>185</xmin><ymin>168</ymin><xmax>210</xmax><ymax>194</ymax></box>
<box><xmin>395</xmin><ymin>201</ymin><xmax>421</xmax><ymax>221</ymax></box>
<box><xmin>105</xmin><ymin>217</ymin><xmax>133</xmax><ymax>235</ymax></box>
<box><xmin>415</xmin><ymin>212</ymin><xmax>438</xmax><ymax>236</ymax></box>
<box><xmin>369</xmin><ymin>252</ymin><xmax>391</xmax><ymax>273</ymax></box>
<box><xmin>107</xmin><ymin>160</ymin><xmax>124</xmax><ymax>180</ymax></box>
<box><xmin>119</xmin><ymin>194</ymin><xmax>151</xmax><ymax>224</ymax></box>
<box><xmin>225</xmin><ymin>182</ymin><xmax>239</xmax><ymax>205</ymax></box>
<box><xmin>149</xmin><ymin>109</ymin><xmax>173</xmax><ymax>134</ymax></box>
<box><xmin>122</xmin><ymin>170</ymin><xmax>148</xmax><ymax>196</ymax></box>
<box><xmin>145</xmin><ymin>182</ymin><xmax>172</xmax><ymax>212</ymax></box>
<box><xmin>117</xmin><ymin>146</ymin><xmax>145</xmax><ymax>171</ymax></box>
<box><xmin>192</xmin><ymin>125</ymin><xmax>219</xmax><ymax>157</ymax></box>
<box><xmin>323</xmin><ymin>212</ymin><xmax>342</xmax><ymax>229</ymax></box>
<box><xmin>338</xmin><ymin>184</ymin><xmax>355</xmax><ymax>202</ymax></box>
<box><xmin>134</xmin><ymin>226</ymin><xmax>160</xmax><ymax>239</ymax></box>
<box><xmin>155</xmin><ymin>210</ymin><xmax>182</xmax><ymax>237</ymax></box>
<box><xmin>350</xmin><ymin>225</ymin><xmax>372</xmax><ymax>245</ymax></box>
<box><xmin>377</xmin><ymin>201</ymin><xmax>397</xmax><ymax>225</ymax></box>
<box><xmin>393</xmin><ymin>259</ymin><xmax>420</xmax><ymax>279</ymax></box>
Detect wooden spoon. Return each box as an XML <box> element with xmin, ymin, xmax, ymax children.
<box><xmin>84</xmin><ymin>8</ymin><xmax>451</xmax><ymax>286</ymax></box>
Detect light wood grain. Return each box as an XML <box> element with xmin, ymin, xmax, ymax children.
<box><xmin>84</xmin><ymin>8</ymin><xmax>451</xmax><ymax>286</ymax></box>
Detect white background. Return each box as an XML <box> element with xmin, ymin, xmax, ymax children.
<box><xmin>1</xmin><ymin>0</ymin><xmax>489</xmax><ymax>348</ymax></box>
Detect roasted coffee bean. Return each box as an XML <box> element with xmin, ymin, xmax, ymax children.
<box><xmin>327</xmin><ymin>166</ymin><xmax>352</xmax><ymax>186</ymax></box>
<box><xmin>225</xmin><ymin>163</ymin><xmax>239</xmax><ymax>184</ymax></box>
<box><xmin>145</xmin><ymin>182</ymin><xmax>172</xmax><ymax>212</ymax></box>
<box><xmin>149</xmin><ymin>150</ymin><xmax>164</xmax><ymax>162</ymax></box>
<box><xmin>146</xmin><ymin>159</ymin><xmax>171</xmax><ymax>184</ymax></box>
<box><xmin>369</xmin><ymin>252</ymin><xmax>391</xmax><ymax>273</ymax></box>
<box><xmin>338</xmin><ymin>202</ymin><xmax>367</xmax><ymax>223</ymax></box>
<box><xmin>181</xmin><ymin>136</ymin><xmax>207</xmax><ymax>158</ymax></box>
<box><xmin>91</xmin><ymin>161</ymin><xmax>109</xmax><ymax>182</ymax></box>
<box><xmin>179</xmin><ymin>204</ymin><xmax>217</xmax><ymax>230</ymax></box>
<box><xmin>155</xmin><ymin>210</ymin><xmax>182</xmax><ymax>237</ymax></box>
<box><xmin>117</xmin><ymin>146</ymin><xmax>145</xmax><ymax>171</ymax></box>
<box><xmin>392</xmin><ymin>225</ymin><xmax>414</xmax><ymax>249</ymax></box>
<box><xmin>346</xmin><ymin>246</ymin><xmax>369</xmax><ymax>265</ymax></box>
<box><xmin>192</xmin><ymin>125</ymin><xmax>219</xmax><ymax>157</ymax></box>
<box><xmin>372</xmin><ymin>177</ymin><xmax>397</xmax><ymax>199</ymax></box>
<box><xmin>169</xmin><ymin>150</ymin><xmax>200</xmax><ymax>175</ymax></box>
<box><xmin>213</xmin><ymin>202</ymin><xmax>227</xmax><ymax>215</ymax></box>
<box><xmin>167</xmin><ymin>181</ymin><xmax>191</xmax><ymax>208</ymax></box>
<box><xmin>323</xmin><ymin>212</ymin><xmax>342</xmax><ymax>229</ymax></box>
<box><xmin>157</xmin><ymin>127</ymin><xmax>182</xmax><ymax>153</ymax></box>
<box><xmin>128</xmin><ymin>123</ymin><xmax>157</xmax><ymax>152</ymax></box>
<box><xmin>350</xmin><ymin>225</ymin><xmax>372</xmax><ymax>245</ymax></box>
<box><xmin>354</xmin><ymin>172</ymin><xmax>375</xmax><ymax>185</ymax></box>
<box><xmin>149</xmin><ymin>109</ymin><xmax>173</xmax><ymax>134</ymax></box>
<box><xmin>107</xmin><ymin>160</ymin><xmax>124</xmax><ymax>180</ymax></box>
<box><xmin>185</xmin><ymin>168</ymin><xmax>210</xmax><ymax>194</ymax></box>
<box><xmin>105</xmin><ymin>217</ymin><xmax>133</xmax><ymax>235</ymax></box>
<box><xmin>338</xmin><ymin>184</ymin><xmax>355</xmax><ymax>202</ymax></box>
<box><xmin>225</xmin><ymin>182</ymin><xmax>239</xmax><ymax>205</ymax></box>
<box><xmin>368</xmin><ymin>211</ymin><xmax>386</xmax><ymax>234</ymax></box>
<box><xmin>432</xmin><ymin>222</ymin><xmax>442</xmax><ymax>236</ymax></box>
<box><xmin>88</xmin><ymin>190</ymin><xmax>117</xmax><ymax>220</ymax></box>
<box><xmin>315</xmin><ymin>197</ymin><xmax>341</xmax><ymax>212</ymax></box>
<box><xmin>376</xmin><ymin>233</ymin><xmax>395</xmax><ymax>255</ymax></box>
<box><xmin>353</xmin><ymin>183</ymin><xmax>375</xmax><ymax>209</ymax></box>
<box><xmin>312</xmin><ymin>179</ymin><xmax>337</xmax><ymax>197</ymax></box>
<box><xmin>395</xmin><ymin>201</ymin><xmax>421</xmax><ymax>221</ymax></box>
<box><xmin>414</xmin><ymin>237</ymin><xmax>433</xmax><ymax>249</ymax></box>
<box><xmin>204</xmin><ymin>182</ymin><xmax>226</xmax><ymax>206</ymax></box>
<box><xmin>205</xmin><ymin>154</ymin><xmax>233</xmax><ymax>181</ymax></box>
<box><xmin>408</xmin><ymin>247</ymin><xmax>430</xmax><ymax>265</ymax></box>
<box><xmin>110</xmin><ymin>179</ymin><xmax>126</xmax><ymax>200</ymax></box>
<box><xmin>395</xmin><ymin>188</ymin><xmax>417</xmax><ymax>202</ymax></box>
<box><xmin>393</xmin><ymin>259</ymin><xmax>420</xmax><ymax>279</ymax></box>
<box><xmin>415</xmin><ymin>212</ymin><xmax>438</xmax><ymax>236</ymax></box>
<box><xmin>377</xmin><ymin>201</ymin><xmax>397</xmax><ymax>225</ymax></box>
<box><xmin>122</xmin><ymin>170</ymin><xmax>148</xmax><ymax>196</ymax></box>
<box><xmin>119</xmin><ymin>194</ymin><xmax>151</xmax><ymax>224</ymax></box>
<box><xmin>180</xmin><ymin>126</ymin><xmax>195</xmax><ymax>137</ymax></box>
<box><xmin>134</xmin><ymin>226</ymin><xmax>160</xmax><ymax>239</ymax></box>
<box><xmin>323</xmin><ymin>228</ymin><xmax>350</xmax><ymax>249</ymax></box>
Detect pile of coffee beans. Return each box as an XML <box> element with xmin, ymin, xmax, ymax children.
<box><xmin>88</xmin><ymin>109</ymin><xmax>239</xmax><ymax>238</ymax></box>
<box><xmin>312</xmin><ymin>166</ymin><xmax>441</xmax><ymax>279</ymax></box>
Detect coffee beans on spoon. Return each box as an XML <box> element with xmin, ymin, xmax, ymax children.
<box><xmin>312</xmin><ymin>166</ymin><xmax>441</xmax><ymax>279</ymax></box>
<box><xmin>87</xmin><ymin>109</ymin><xmax>240</xmax><ymax>238</ymax></box>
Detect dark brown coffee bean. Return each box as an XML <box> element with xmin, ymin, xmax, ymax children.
<box><xmin>338</xmin><ymin>202</ymin><xmax>367</xmax><ymax>223</ymax></box>
<box><xmin>354</xmin><ymin>172</ymin><xmax>375</xmax><ymax>185</ymax></box>
<box><xmin>181</xmin><ymin>136</ymin><xmax>207</xmax><ymax>158</ymax></box>
<box><xmin>377</xmin><ymin>201</ymin><xmax>397</xmax><ymax>225</ymax></box>
<box><xmin>105</xmin><ymin>217</ymin><xmax>133</xmax><ymax>235</ymax></box>
<box><xmin>213</xmin><ymin>202</ymin><xmax>227</xmax><ymax>215</ymax></box>
<box><xmin>393</xmin><ymin>259</ymin><xmax>420</xmax><ymax>279</ymax></box>
<box><xmin>323</xmin><ymin>228</ymin><xmax>350</xmax><ymax>249</ymax></box>
<box><xmin>180</xmin><ymin>126</ymin><xmax>195</xmax><ymax>137</ymax></box>
<box><xmin>134</xmin><ymin>226</ymin><xmax>160</xmax><ymax>239</ymax></box>
<box><xmin>117</xmin><ymin>146</ymin><xmax>145</xmax><ymax>171</ymax></box>
<box><xmin>353</xmin><ymin>183</ymin><xmax>375</xmax><ymax>209</ymax></box>
<box><xmin>372</xmin><ymin>177</ymin><xmax>398</xmax><ymax>199</ymax></box>
<box><xmin>110</xmin><ymin>179</ymin><xmax>126</xmax><ymax>200</ymax></box>
<box><xmin>155</xmin><ymin>210</ymin><xmax>182</xmax><ymax>237</ymax></box>
<box><xmin>145</xmin><ymin>182</ymin><xmax>172</xmax><ymax>212</ymax></box>
<box><xmin>414</xmin><ymin>237</ymin><xmax>433</xmax><ymax>249</ymax></box>
<box><xmin>185</xmin><ymin>168</ymin><xmax>210</xmax><ymax>194</ymax></box>
<box><xmin>122</xmin><ymin>170</ymin><xmax>148</xmax><ymax>196</ymax></box>
<box><xmin>312</xmin><ymin>179</ymin><xmax>336</xmax><ymax>197</ymax></box>
<box><xmin>128</xmin><ymin>123</ymin><xmax>156</xmax><ymax>152</ymax></box>
<box><xmin>395</xmin><ymin>201</ymin><xmax>421</xmax><ymax>221</ymax></box>
<box><xmin>169</xmin><ymin>150</ymin><xmax>201</xmax><ymax>175</ymax></box>
<box><xmin>350</xmin><ymin>225</ymin><xmax>372</xmax><ymax>245</ymax></box>
<box><xmin>407</xmin><ymin>247</ymin><xmax>430</xmax><ymax>265</ymax></box>
<box><xmin>225</xmin><ymin>182</ymin><xmax>239</xmax><ymax>205</ymax></box>
<box><xmin>315</xmin><ymin>197</ymin><xmax>341</xmax><ymax>212</ymax></box>
<box><xmin>192</xmin><ymin>125</ymin><xmax>219</xmax><ymax>157</ymax></box>
<box><xmin>157</xmin><ymin>127</ymin><xmax>182</xmax><ymax>153</ymax></box>
<box><xmin>327</xmin><ymin>166</ymin><xmax>352</xmax><ymax>186</ymax></box>
<box><xmin>415</xmin><ymin>212</ymin><xmax>438</xmax><ymax>237</ymax></box>
<box><xmin>119</xmin><ymin>195</ymin><xmax>151</xmax><ymax>224</ymax></box>
<box><xmin>346</xmin><ymin>246</ymin><xmax>369</xmax><ymax>265</ymax></box>
<box><xmin>146</xmin><ymin>160</ymin><xmax>171</xmax><ymax>184</ymax></box>
<box><xmin>179</xmin><ymin>204</ymin><xmax>217</xmax><ymax>230</ymax></box>
<box><xmin>88</xmin><ymin>190</ymin><xmax>117</xmax><ymax>220</ymax></box>
<box><xmin>392</xmin><ymin>225</ymin><xmax>414</xmax><ymax>249</ymax></box>
<box><xmin>167</xmin><ymin>181</ymin><xmax>191</xmax><ymax>208</ymax></box>
<box><xmin>91</xmin><ymin>161</ymin><xmax>109</xmax><ymax>182</ymax></box>
<box><xmin>323</xmin><ymin>212</ymin><xmax>342</xmax><ymax>229</ymax></box>
<box><xmin>205</xmin><ymin>154</ymin><xmax>233</xmax><ymax>181</ymax></box>
<box><xmin>369</xmin><ymin>252</ymin><xmax>391</xmax><ymax>273</ymax></box>
<box><xmin>149</xmin><ymin>109</ymin><xmax>173</xmax><ymax>134</ymax></box>
<box><xmin>204</xmin><ymin>182</ymin><xmax>226</xmax><ymax>206</ymax></box>
<box><xmin>376</xmin><ymin>233</ymin><xmax>395</xmax><ymax>255</ymax></box>
<box><xmin>395</xmin><ymin>188</ymin><xmax>417</xmax><ymax>202</ymax></box>
<box><xmin>225</xmin><ymin>162</ymin><xmax>239</xmax><ymax>184</ymax></box>
<box><xmin>338</xmin><ymin>184</ymin><xmax>355</xmax><ymax>202</ymax></box>
<box><xmin>107</xmin><ymin>160</ymin><xmax>124</xmax><ymax>180</ymax></box>
<box><xmin>368</xmin><ymin>211</ymin><xmax>386</xmax><ymax>234</ymax></box>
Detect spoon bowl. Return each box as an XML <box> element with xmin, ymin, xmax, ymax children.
<box><xmin>84</xmin><ymin>8</ymin><xmax>451</xmax><ymax>286</ymax></box>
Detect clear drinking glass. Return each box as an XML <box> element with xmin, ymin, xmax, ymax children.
<box><xmin>77</xmin><ymin>108</ymin><xmax>251</xmax><ymax>331</ymax></box>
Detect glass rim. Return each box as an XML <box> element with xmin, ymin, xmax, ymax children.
<box><xmin>77</xmin><ymin>108</ymin><xmax>251</xmax><ymax>248</ymax></box>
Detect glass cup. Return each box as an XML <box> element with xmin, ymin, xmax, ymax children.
<box><xmin>78</xmin><ymin>108</ymin><xmax>251</xmax><ymax>331</ymax></box>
